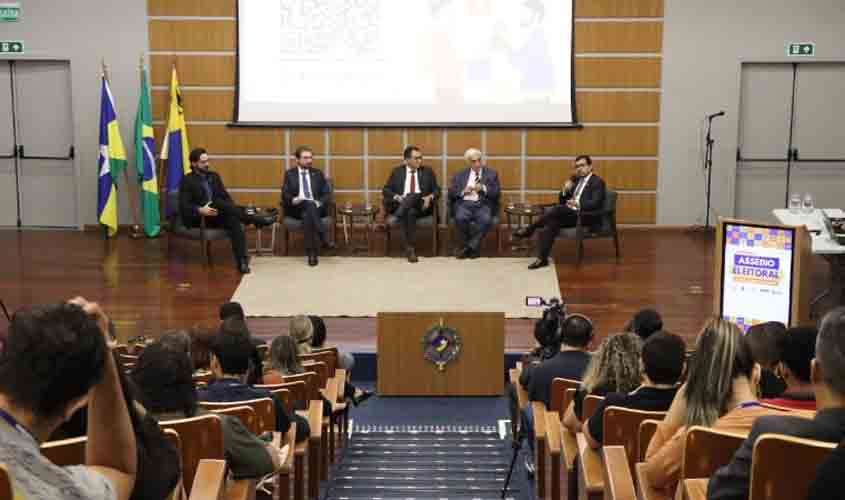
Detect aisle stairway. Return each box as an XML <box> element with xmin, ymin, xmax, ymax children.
<box><xmin>324</xmin><ymin>424</ymin><xmax>519</xmax><ymax>499</ymax></box>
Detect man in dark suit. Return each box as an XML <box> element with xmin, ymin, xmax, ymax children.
<box><xmin>706</xmin><ymin>307</ymin><xmax>845</xmax><ymax>500</ymax></box>
<box><xmin>281</xmin><ymin>146</ymin><xmax>334</xmax><ymax>267</ymax></box>
<box><xmin>179</xmin><ymin>148</ymin><xmax>274</xmax><ymax>274</ymax></box>
<box><xmin>515</xmin><ymin>155</ymin><xmax>606</xmax><ymax>269</ymax></box>
<box><xmin>448</xmin><ymin>147</ymin><xmax>500</xmax><ymax>259</ymax></box>
<box><xmin>382</xmin><ymin>145</ymin><xmax>440</xmax><ymax>263</ymax></box>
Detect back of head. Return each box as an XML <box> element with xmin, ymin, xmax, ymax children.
<box><xmin>816</xmin><ymin>307</ymin><xmax>845</xmax><ymax>397</ymax></box>
<box><xmin>157</xmin><ymin>329</ymin><xmax>191</xmax><ymax>356</ymax></box>
<box><xmin>641</xmin><ymin>331</ymin><xmax>686</xmax><ymax>385</ymax></box>
<box><xmin>219</xmin><ymin>301</ymin><xmax>245</xmax><ymax>322</ymax></box>
<box><xmin>0</xmin><ymin>302</ymin><xmax>108</xmax><ymax>419</ymax></box>
<box><xmin>290</xmin><ymin>315</ymin><xmax>313</xmax><ymax>354</ymax></box>
<box><xmin>560</xmin><ymin>314</ymin><xmax>593</xmax><ymax>349</ymax></box>
<box><xmin>211</xmin><ymin>329</ymin><xmax>255</xmax><ymax>375</ymax></box>
<box><xmin>745</xmin><ymin>321</ymin><xmax>787</xmax><ymax>368</ymax></box>
<box><xmin>132</xmin><ymin>343</ymin><xmax>197</xmax><ymax>417</ymax></box>
<box><xmin>270</xmin><ymin>335</ymin><xmax>303</xmax><ymax>375</ymax></box>
<box><xmin>189</xmin><ymin>326</ymin><xmax>216</xmax><ymax>371</ymax></box>
<box><xmin>777</xmin><ymin>326</ymin><xmax>817</xmax><ymax>384</ymax></box>
<box><xmin>684</xmin><ymin>318</ymin><xmax>753</xmax><ymax>427</ymax></box>
<box><xmin>581</xmin><ymin>332</ymin><xmax>642</xmax><ymax>394</ymax></box>
<box><xmin>628</xmin><ymin>308</ymin><xmax>663</xmax><ymax>341</ymax></box>
<box><xmin>309</xmin><ymin>315</ymin><xmax>327</xmax><ymax>348</ymax></box>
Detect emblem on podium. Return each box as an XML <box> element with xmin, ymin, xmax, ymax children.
<box><xmin>421</xmin><ymin>318</ymin><xmax>462</xmax><ymax>372</ymax></box>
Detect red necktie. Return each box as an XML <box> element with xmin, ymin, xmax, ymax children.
<box><xmin>410</xmin><ymin>171</ymin><xmax>417</xmax><ymax>194</ymax></box>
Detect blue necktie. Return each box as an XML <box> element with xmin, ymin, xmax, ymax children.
<box><xmin>301</xmin><ymin>170</ymin><xmax>312</xmax><ymax>199</ymax></box>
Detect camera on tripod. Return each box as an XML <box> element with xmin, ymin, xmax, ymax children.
<box><xmin>524</xmin><ymin>296</ymin><xmax>567</xmax><ymax>363</ymax></box>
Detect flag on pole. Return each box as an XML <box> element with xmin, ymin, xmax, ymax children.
<box><xmin>159</xmin><ymin>66</ymin><xmax>190</xmax><ymax>216</ymax></box>
<box><xmin>97</xmin><ymin>73</ymin><xmax>127</xmax><ymax>237</ymax></box>
<box><xmin>134</xmin><ymin>64</ymin><xmax>161</xmax><ymax>237</ymax></box>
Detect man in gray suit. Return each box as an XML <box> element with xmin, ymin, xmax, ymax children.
<box><xmin>448</xmin><ymin>148</ymin><xmax>500</xmax><ymax>259</ymax></box>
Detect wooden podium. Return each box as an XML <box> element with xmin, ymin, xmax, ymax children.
<box><xmin>377</xmin><ymin>312</ymin><xmax>504</xmax><ymax>396</ymax></box>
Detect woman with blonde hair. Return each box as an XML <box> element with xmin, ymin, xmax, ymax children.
<box><xmin>642</xmin><ymin>318</ymin><xmax>783</xmax><ymax>495</ymax></box>
<box><xmin>263</xmin><ymin>335</ymin><xmax>304</xmax><ymax>385</ymax></box>
<box><xmin>289</xmin><ymin>315</ymin><xmax>313</xmax><ymax>355</ymax></box>
<box><xmin>563</xmin><ymin>332</ymin><xmax>642</xmax><ymax>432</ymax></box>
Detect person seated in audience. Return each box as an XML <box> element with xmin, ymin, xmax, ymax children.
<box><xmin>807</xmin><ymin>437</ymin><xmax>845</xmax><ymax>500</ymax></box>
<box><xmin>219</xmin><ymin>316</ymin><xmax>264</xmax><ymax>385</ymax></box>
<box><xmin>563</xmin><ymin>332</ymin><xmax>643</xmax><ymax>433</ymax></box>
<box><xmin>643</xmin><ymin>318</ymin><xmax>782</xmax><ymax>495</ymax></box>
<box><xmin>624</xmin><ymin>307</ymin><xmax>664</xmax><ymax>341</ymax></box>
<box><xmin>745</xmin><ymin>320</ymin><xmax>788</xmax><ymax>398</ymax></box>
<box><xmin>707</xmin><ymin>308</ymin><xmax>845</xmax><ymax>500</ymax></box>
<box><xmin>761</xmin><ymin>326</ymin><xmax>817</xmax><ymax>411</ymax></box>
<box><xmin>189</xmin><ymin>326</ymin><xmax>216</xmax><ymax>372</ymax></box>
<box><xmin>219</xmin><ymin>301</ymin><xmax>267</xmax><ymax>347</ymax></box>
<box><xmin>0</xmin><ymin>298</ymin><xmax>137</xmax><ymax>500</ymax></box>
<box><xmin>157</xmin><ymin>329</ymin><xmax>192</xmax><ymax>356</ymax></box>
<box><xmin>290</xmin><ymin>315</ymin><xmax>314</xmax><ymax>355</ymax></box>
<box><xmin>583</xmin><ymin>331</ymin><xmax>685</xmax><ymax>448</ymax></box>
<box><xmin>131</xmin><ymin>343</ymin><xmax>286</xmax><ymax>479</ymax></box>
<box><xmin>198</xmin><ymin>329</ymin><xmax>310</xmax><ymax>442</ymax></box>
<box><xmin>309</xmin><ymin>314</ymin><xmax>355</xmax><ymax>370</ymax></box>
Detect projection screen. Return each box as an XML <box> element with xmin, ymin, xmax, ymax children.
<box><xmin>235</xmin><ymin>0</ymin><xmax>575</xmax><ymax>126</ymax></box>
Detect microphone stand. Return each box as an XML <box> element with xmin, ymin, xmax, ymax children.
<box><xmin>691</xmin><ymin>112</ymin><xmax>723</xmax><ymax>233</ymax></box>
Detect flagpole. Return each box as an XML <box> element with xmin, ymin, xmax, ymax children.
<box><xmin>100</xmin><ymin>60</ymin><xmax>109</xmax><ymax>241</ymax></box>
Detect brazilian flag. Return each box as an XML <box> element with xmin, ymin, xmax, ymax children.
<box><xmin>134</xmin><ymin>64</ymin><xmax>160</xmax><ymax>237</ymax></box>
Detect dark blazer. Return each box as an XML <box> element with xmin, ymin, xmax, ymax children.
<box><xmin>707</xmin><ymin>408</ymin><xmax>845</xmax><ymax>500</ymax></box>
<box><xmin>560</xmin><ymin>173</ymin><xmax>607</xmax><ymax>228</ymax></box>
<box><xmin>447</xmin><ymin>166</ymin><xmax>501</xmax><ymax>215</ymax></box>
<box><xmin>179</xmin><ymin>170</ymin><xmax>232</xmax><ymax>227</ymax></box>
<box><xmin>281</xmin><ymin>167</ymin><xmax>332</xmax><ymax>216</ymax></box>
<box><xmin>382</xmin><ymin>164</ymin><xmax>440</xmax><ymax>214</ymax></box>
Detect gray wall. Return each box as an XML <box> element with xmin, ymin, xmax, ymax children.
<box><xmin>1</xmin><ymin>0</ymin><xmax>148</xmax><ymax>228</ymax></box>
<box><xmin>659</xmin><ymin>0</ymin><xmax>845</xmax><ymax>225</ymax></box>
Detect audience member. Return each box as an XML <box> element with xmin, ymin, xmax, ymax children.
<box><xmin>708</xmin><ymin>308</ymin><xmax>845</xmax><ymax>500</ymax></box>
<box><xmin>745</xmin><ymin>321</ymin><xmax>788</xmax><ymax>398</ymax></box>
<box><xmin>290</xmin><ymin>315</ymin><xmax>314</xmax><ymax>355</ymax></box>
<box><xmin>563</xmin><ymin>332</ymin><xmax>642</xmax><ymax>433</ymax></box>
<box><xmin>264</xmin><ymin>335</ymin><xmax>303</xmax><ymax>384</ymax></box>
<box><xmin>131</xmin><ymin>343</ymin><xmax>284</xmax><ymax>479</ymax></box>
<box><xmin>157</xmin><ymin>329</ymin><xmax>191</xmax><ymax>356</ymax></box>
<box><xmin>524</xmin><ymin>314</ymin><xmax>593</xmax><ymax>409</ymax></box>
<box><xmin>309</xmin><ymin>315</ymin><xmax>355</xmax><ymax>370</ymax></box>
<box><xmin>584</xmin><ymin>331</ymin><xmax>685</xmax><ymax>448</ymax></box>
<box><xmin>219</xmin><ymin>316</ymin><xmax>264</xmax><ymax>385</ymax></box>
<box><xmin>0</xmin><ymin>298</ymin><xmax>137</xmax><ymax>500</ymax></box>
<box><xmin>624</xmin><ymin>308</ymin><xmax>664</xmax><ymax>341</ymax></box>
<box><xmin>643</xmin><ymin>319</ymin><xmax>782</xmax><ymax>495</ymax></box>
<box><xmin>198</xmin><ymin>331</ymin><xmax>309</xmax><ymax>442</ymax></box>
<box><xmin>761</xmin><ymin>326</ymin><xmax>817</xmax><ymax>411</ymax></box>
<box><xmin>189</xmin><ymin>326</ymin><xmax>216</xmax><ymax>372</ymax></box>
<box><xmin>807</xmin><ymin>438</ymin><xmax>845</xmax><ymax>500</ymax></box>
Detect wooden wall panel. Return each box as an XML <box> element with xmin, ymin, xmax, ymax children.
<box><xmin>616</xmin><ymin>193</ymin><xmax>657</xmax><ymax>224</ymax></box>
<box><xmin>179</xmin><ymin>125</ymin><xmax>283</xmax><ymax>155</ymax></box>
<box><xmin>150</xmin><ymin>55</ymin><xmax>235</xmax><ymax>86</ymax></box>
<box><xmin>576</xmin><ymin>91</ymin><xmax>660</xmax><ymax>122</ymax></box>
<box><xmin>574</xmin><ymin>22</ymin><xmax>663</xmax><ymax>53</ymax></box>
<box><xmin>368</xmin><ymin>129</ymin><xmax>403</xmax><ymax>156</ymax></box>
<box><xmin>230</xmin><ymin>191</ymin><xmax>282</xmax><ymax>209</ymax></box>
<box><xmin>333</xmin><ymin>192</ymin><xmax>369</xmax><ymax>207</ymax></box>
<box><xmin>211</xmin><ymin>158</ymin><xmax>282</xmax><ymax>189</ymax></box>
<box><xmin>526</xmin><ymin>126</ymin><xmax>659</xmax><ymax>156</ymax></box>
<box><xmin>574</xmin><ymin>0</ymin><xmax>663</xmax><ymax>18</ymax></box>
<box><xmin>331</xmin><ymin>159</ymin><xmax>365</xmax><ymax>189</ymax></box>
<box><xmin>149</xmin><ymin>20</ymin><xmax>235</xmax><ymax>51</ymax></box>
<box><xmin>367</xmin><ymin>159</ymin><xmax>402</xmax><ymax>188</ymax></box>
<box><xmin>526</xmin><ymin>159</ymin><xmax>569</xmax><ymax>190</ymax></box>
<box><xmin>330</xmin><ymin>129</ymin><xmax>364</xmax><ymax>156</ymax></box>
<box><xmin>147</xmin><ymin>0</ymin><xmax>236</xmax><ymax>17</ymax></box>
<box><xmin>407</xmin><ymin>128</ymin><xmax>442</xmax><ymax>155</ymax></box>
<box><xmin>575</xmin><ymin>58</ymin><xmax>661</xmax><ymax>88</ymax></box>
<box><xmin>486</xmin><ymin>129</ymin><xmax>522</xmax><ymax>156</ymax></box>
<box><xmin>151</xmin><ymin>89</ymin><xmax>234</xmax><ymax>122</ymax></box>
<box><xmin>593</xmin><ymin>160</ymin><xmax>657</xmax><ymax>190</ymax></box>
<box><xmin>446</xmin><ymin>129</ymin><xmax>482</xmax><ymax>156</ymax></box>
<box><xmin>290</xmin><ymin>129</ymin><xmax>326</xmax><ymax>155</ymax></box>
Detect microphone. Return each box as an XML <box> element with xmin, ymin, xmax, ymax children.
<box><xmin>707</xmin><ymin>111</ymin><xmax>726</xmax><ymax>119</ymax></box>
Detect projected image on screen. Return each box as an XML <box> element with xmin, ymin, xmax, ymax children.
<box><xmin>720</xmin><ymin>224</ymin><xmax>795</xmax><ymax>332</ymax></box>
<box><xmin>236</xmin><ymin>0</ymin><xmax>575</xmax><ymax>125</ymax></box>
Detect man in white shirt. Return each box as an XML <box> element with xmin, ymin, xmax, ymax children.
<box><xmin>382</xmin><ymin>146</ymin><xmax>441</xmax><ymax>263</ymax></box>
<box><xmin>448</xmin><ymin>148</ymin><xmax>500</xmax><ymax>258</ymax></box>
<box><xmin>515</xmin><ymin>155</ymin><xmax>606</xmax><ymax>269</ymax></box>
<box><xmin>281</xmin><ymin>146</ymin><xmax>334</xmax><ymax>266</ymax></box>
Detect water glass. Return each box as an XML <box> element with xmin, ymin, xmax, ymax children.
<box><xmin>802</xmin><ymin>193</ymin><xmax>814</xmax><ymax>214</ymax></box>
<box><xmin>789</xmin><ymin>193</ymin><xmax>801</xmax><ymax>214</ymax></box>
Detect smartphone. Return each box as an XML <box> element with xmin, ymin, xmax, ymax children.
<box><xmin>525</xmin><ymin>296</ymin><xmax>544</xmax><ymax>307</ymax></box>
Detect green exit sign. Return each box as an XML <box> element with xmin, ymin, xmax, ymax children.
<box><xmin>0</xmin><ymin>3</ymin><xmax>20</xmax><ymax>21</ymax></box>
<box><xmin>787</xmin><ymin>42</ymin><xmax>816</xmax><ymax>57</ymax></box>
<box><xmin>0</xmin><ymin>41</ymin><xmax>23</xmax><ymax>54</ymax></box>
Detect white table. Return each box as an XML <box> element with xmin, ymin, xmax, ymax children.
<box><xmin>773</xmin><ymin>208</ymin><xmax>845</xmax><ymax>316</ymax></box>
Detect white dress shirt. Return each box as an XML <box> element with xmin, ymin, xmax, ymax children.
<box><xmin>402</xmin><ymin>167</ymin><xmax>421</xmax><ymax>196</ymax></box>
<box><xmin>297</xmin><ymin>167</ymin><xmax>320</xmax><ymax>206</ymax></box>
<box><xmin>462</xmin><ymin>168</ymin><xmax>485</xmax><ymax>202</ymax></box>
<box><xmin>573</xmin><ymin>173</ymin><xmax>592</xmax><ymax>206</ymax></box>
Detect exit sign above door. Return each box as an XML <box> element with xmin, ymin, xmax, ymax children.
<box><xmin>787</xmin><ymin>42</ymin><xmax>816</xmax><ymax>57</ymax></box>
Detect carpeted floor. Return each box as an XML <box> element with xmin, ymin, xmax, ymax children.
<box><xmin>232</xmin><ymin>256</ymin><xmax>559</xmax><ymax>318</ymax></box>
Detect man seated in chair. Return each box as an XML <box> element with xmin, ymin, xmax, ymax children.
<box><xmin>179</xmin><ymin>147</ymin><xmax>276</xmax><ymax>274</ymax></box>
<box><xmin>281</xmin><ymin>146</ymin><xmax>334</xmax><ymax>267</ymax></box>
<box><xmin>382</xmin><ymin>145</ymin><xmax>440</xmax><ymax>263</ymax></box>
<box><xmin>448</xmin><ymin>147</ymin><xmax>500</xmax><ymax>259</ymax></box>
<box><xmin>514</xmin><ymin>155</ymin><xmax>606</xmax><ymax>269</ymax></box>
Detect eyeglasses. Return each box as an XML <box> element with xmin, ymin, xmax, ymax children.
<box><xmin>411</xmin><ymin>156</ymin><xmax>423</xmax><ymax>161</ymax></box>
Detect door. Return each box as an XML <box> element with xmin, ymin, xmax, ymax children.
<box><xmin>0</xmin><ymin>62</ymin><xmax>16</xmax><ymax>226</ymax></box>
<box><xmin>13</xmin><ymin>60</ymin><xmax>77</xmax><ymax>228</ymax></box>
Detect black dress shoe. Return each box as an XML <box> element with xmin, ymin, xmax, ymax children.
<box><xmin>308</xmin><ymin>253</ymin><xmax>318</xmax><ymax>267</ymax></box>
<box><xmin>527</xmin><ymin>258</ymin><xmax>549</xmax><ymax>270</ymax></box>
<box><xmin>455</xmin><ymin>246</ymin><xmax>470</xmax><ymax>259</ymax></box>
<box><xmin>513</xmin><ymin>227</ymin><xmax>534</xmax><ymax>239</ymax></box>
<box><xmin>322</xmin><ymin>240</ymin><xmax>337</xmax><ymax>251</ymax></box>
<box><xmin>352</xmin><ymin>389</ymin><xmax>374</xmax><ymax>406</ymax></box>
<box><xmin>238</xmin><ymin>258</ymin><xmax>251</xmax><ymax>274</ymax></box>
<box><xmin>468</xmin><ymin>249</ymin><xmax>481</xmax><ymax>259</ymax></box>
<box><xmin>406</xmin><ymin>247</ymin><xmax>418</xmax><ymax>263</ymax></box>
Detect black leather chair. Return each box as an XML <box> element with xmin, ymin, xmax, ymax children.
<box><xmin>166</xmin><ymin>191</ymin><xmax>230</xmax><ymax>266</ymax></box>
<box><xmin>383</xmin><ymin>200</ymin><xmax>439</xmax><ymax>257</ymax></box>
<box><xmin>446</xmin><ymin>201</ymin><xmax>501</xmax><ymax>255</ymax></box>
<box><xmin>279</xmin><ymin>180</ymin><xmax>336</xmax><ymax>255</ymax></box>
<box><xmin>542</xmin><ymin>189</ymin><xmax>620</xmax><ymax>267</ymax></box>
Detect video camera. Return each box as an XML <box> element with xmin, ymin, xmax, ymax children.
<box><xmin>524</xmin><ymin>296</ymin><xmax>567</xmax><ymax>362</ymax></box>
